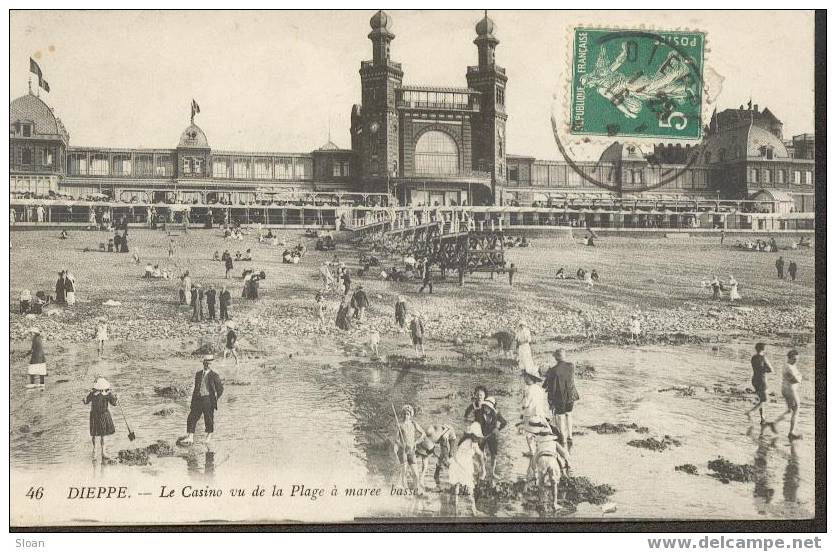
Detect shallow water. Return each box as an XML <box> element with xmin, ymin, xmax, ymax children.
<box><xmin>10</xmin><ymin>337</ymin><xmax>815</xmax><ymax>524</ymax></box>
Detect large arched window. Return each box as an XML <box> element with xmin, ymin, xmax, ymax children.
<box><xmin>414</xmin><ymin>130</ymin><xmax>459</xmax><ymax>175</ymax></box>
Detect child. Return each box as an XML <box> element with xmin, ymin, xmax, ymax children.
<box><xmin>519</xmin><ymin>366</ymin><xmax>558</xmax><ymax>480</ymax></box>
<box><xmin>27</xmin><ymin>327</ymin><xmax>46</xmax><ymax>390</ymax></box>
<box><xmin>770</xmin><ymin>350</ymin><xmax>803</xmax><ymax>440</ymax></box>
<box><xmin>464</xmin><ymin>387</ymin><xmax>508</xmax><ymax>480</ymax></box>
<box><xmin>368</xmin><ymin>330</ymin><xmax>380</xmax><ymax>358</ymax></box>
<box><xmin>393</xmin><ymin>405</ymin><xmax>426</xmax><ymax>492</ymax></box>
<box><xmin>95</xmin><ymin>317</ymin><xmax>109</xmax><ymax>357</ymax></box>
<box><xmin>416</xmin><ymin>424</ymin><xmax>457</xmax><ymax>488</ymax></box>
<box><xmin>410</xmin><ymin>314</ymin><xmax>425</xmax><ymax>357</ymax></box>
<box><xmin>394</xmin><ymin>295</ymin><xmax>407</xmax><ymax>333</ymax></box>
<box><xmin>447</xmin><ymin>422</ymin><xmax>486</xmax><ymax>514</ymax></box>
<box><xmin>83</xmin><ymin>377</ymin><xmax>117</xmax><ymax>461</ymax></box>
<box><xmin>223</xmin><ymin>321</ymin><xmax>239</xmax><ymax>366</ymax></box>
<box><xmin>630</xmin><ymin>314</ymin><xmax>641</xmax><ymax>342</ymax></box>
<box><xmin>579</xmin><ymin>309</ymin><xmax>595</xmax><ymax>339</ymax></box>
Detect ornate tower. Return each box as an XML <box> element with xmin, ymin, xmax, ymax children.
<box><xmin>357</xmin><ymin>10</ymin><xmax>403</xmax><ymax>180</ymax></box>
<box><xmin>466</xmin><ymin>12</ymin><xmax>508</xmax><ymax>199</ymax></box>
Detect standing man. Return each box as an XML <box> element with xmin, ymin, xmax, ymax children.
<box><xmin>205</xmin><ymin>284</ymin><xmax>217</xmax><ymax>321</ymax></box>
<box><xmin>181</xmin><ymin>355</ymin><xmax>224</xmax><ymax>445</ymax></box>
<box><xmin>788</xmin><ymin>260</ymin><xmax>798</xmax><ymax>281</ymax></box>
<box><xmin>342</xmin><ymin>268</ymin><xmax>352</xmax><ymax>296</ymax></box>
<box><xmin>219</xmin><ymin>285</ymin><xmax>231</xmax><ymax>321</ymax></box>
<box><xmin>543</xmin><ymin>349</ymin><xmax>580</xmax><ymax>449</ymax></box>
<box><xmin>351</xmin><ymin>285</ymin><xmax>370</xmax><ymax>323</ymax></box>
<box><xmin>223</xmin><ymin>250</ymin><xmax>233</xmax><ymax>279</ymax></box>
<box><xmin>746</xmin><ymin>342</ymin><xmax>773</xmax><ymax>424</ymax></box>
<box><xmin>410</xmin><ymin>314</ymin><xmax>425</xmax><ymax>357</ymax></box>
<box><xmin>776</xmin><ymin>256</ymin><xmax>785</xmax><ymax>279</ymax></box>
<box><xmin>508</xmin><ymin>263</ymin><xmax>517</xmax><ymax>287</ymax></box>
<box><xmin>720</xmin><ymin>228</ymin><xmax>725</xmax><ymax>245</ymax></box>
<box><xmin>191</xmin><ymin>285</ymin><xmax>201</xmax><ymax>322</ymax></box>
<box><xmin>418</xmin><ymin>262</ymin><xmax>433</xmax><ymax>294</ymax></box>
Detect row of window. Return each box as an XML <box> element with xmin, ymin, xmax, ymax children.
<box><xmin>507</xmin><ymin>164</ymin><xmax>710</xmax><ymax>189</ymax></box>
<box><xmin>210</xmin><ymin>157</ymin><xmax>311</xmax><ymax>179</ymax></box>
<box><xmin>14</xmin><ymin>146</ymin><xmax>56</xmax><ymax>167</ymax></box>
<box><xmin>64</xmin><ymin>153</ymin><xmax>312</xmax><ymax>179</ymax></box>
<box><xmin>749</xmin><ymin>168</ymin><xmax>813</xmax><ymax>185</ymax></box>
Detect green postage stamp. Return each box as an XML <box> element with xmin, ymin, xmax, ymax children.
<box><xmin>570</xmin><ymin>28</ymin><xmax>706</xmax><ymax>140</ymax></box>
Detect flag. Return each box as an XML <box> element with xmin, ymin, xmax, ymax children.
<box><xmin>191</xmin><ymin>99</ymin><xmax>200</xmax><ymax>121</ymax></box>
<box><xmin>29</xmin><ymin>58</ymin><xmax>50</xmax><ymax>92</ymax></box>
<box><xmin>29</xmin><ymin>57</ymin><xmax>42</xmax><ymax>84</ymax></box>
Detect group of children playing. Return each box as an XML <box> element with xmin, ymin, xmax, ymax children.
<box><xmin>392</xmin><ymin>357</ymin><xmax>577</xmax><ymax>509</ymax></box>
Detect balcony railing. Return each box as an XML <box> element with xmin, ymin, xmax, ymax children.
<box><xmin>361</xmin><ymin>60</ymin><xmax>402</xmax><ymax>71</ymax></box>
<box><xmin>467</xmin><ymin>65</ymin><xmax>506</xmax><ymax>75</ymax></box>
<box><xmin>395</xmin><ymin>100</ymin><xmax>476</xmax><ymax>111</ymax></box>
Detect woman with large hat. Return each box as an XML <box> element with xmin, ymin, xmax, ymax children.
<box><xmin>519</xmin><ymin>362</ymin><xmax>552</xmax><ymax>479</ymax></box>
<box><xmin>83</xmin><ymin>377</ymin><xmax>118</xmax><ymax>461</ymax></box>
<box><xmin>515</xmin><ymin>320</ymin><xmax>536</xmax><ymax>375</ymax></box>
<box><xmin>26</xmin><ymin>327</ymin><xmax>47</xmax><ymax>389</ymax></box>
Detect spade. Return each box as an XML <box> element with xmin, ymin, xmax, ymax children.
<box><xmin>118</xmin><ymin>404</ymin><xmax>136</xmax><ymax>441</ymax></box>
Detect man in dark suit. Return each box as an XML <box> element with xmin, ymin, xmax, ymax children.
<box><xmin>205</xmin><ymin>285</ymin><xmax>217</xmax><ymax>320</ymax></box>
<box><xmin>219</xmin><ymin>285</ymin><xmax>231</xmax><ymax>320</ymax></box>
<box><xmin>182</xmin><ymin>355</ymin><xmax>224</xmax><ymax>445</ymax></box>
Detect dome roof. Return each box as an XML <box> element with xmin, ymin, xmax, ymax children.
<box><xmin>598</xmin><ymin>142</ymin><xmax>647</xmax><ymax>164</ymax></box>
<box><xmin>317</xmin><ymin>140</ymin><xmax>342</xmax><ymax>151</ymax></box>
<box><xmin>177</xmin><ymin>123</ymin><xmax>209</xmax><ymax>149</ymax></box>
<box><xmin>370</xmin><ymin>10</ymin><xmax>391</xmax><ymax>31</ymax></box>
<box><xmin>475</xmin><ymin>13</ymin><xmax>495</xmax><ymax>36</ymax></box>
<box><xmin>702</xmin><ymin>121</ymin><xmax>788</xmax><ymax>163</ymax></box>
<box><xmin>746</xmin><ymin>125</ymin><xmax>788</xmax><ymax>158</ymax></box>
<box><xmin>10</xmin><ymin>93</ymin><xmax>69</xmax><ymax>141</ymax></box>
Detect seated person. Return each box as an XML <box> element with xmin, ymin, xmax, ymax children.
<box><xmin>152</xmin><ymin>265</ymin><xmax>162</xmax><ymax>278</ymax></box>
<box><xmin>143</xmin><ymin>263</ymin><xmax>154</xmax><ymax>278</ymax></box>
<box><xmin>59</xmin><ymin>230</ymin><xmax>69</xmax><ymax>240</ymax></box>
<box><xmin>19</xmin><ymin>289</ymin><xmax>31</xmax><ymax>314</ymax></box>
<box><xmin>243</xmin><ymin>248</ymin><xmax>252</xmax><ymax>261</ymax></box>
<box><xmin>282</xmin><ymin>249</ymin><xmax>292</xmax><ymax>263</ymax></box>
<box><xmin>213</xmin><ymin>250</ymin><xmax>221</xmax><ymax>261</ymax></box>
<box><xmin>576</xmin><ymin>268</ymin><xmax>586</xmax><ymax>280</ymax></box>
<box><xmin>107</xmin><ymin>239</ymin><xmax>115</xmax><ymax>252</ymax></box>
<box><xmin>224</xmin><ymin>229</ymin><xmax>232</xmax><ymax>238</ymax></box>
<box><xmin>31</xmin><ymin>292</ymin><xmax>47</xmax><ymax>314</ymax></box>
<box><xmin>591</xmin><ymin>269</ymin><xmax>600</xmax><ymax>282</ymax></box>
<box><xmin>234</xmin><ymin>251</ymin><xmax>242</xmax><ymax>261</ymax></box>
<box><xmin>555</xmin><ymin>267</ymin><xmax>565</xmax><ymax>279</ymax></box>
<box><xmin>266</xmin><ymin>229</ymin><xmax>275</xmax><ymax>239</ymax></box>
<box><xmin>520</xmin><ymin>237</ymin><xmax>530</xmax><ymax>247</ymax></box>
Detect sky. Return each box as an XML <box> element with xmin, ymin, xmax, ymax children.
<box><xmin>10</xmin><ymin>10</ymin><xmax>815</xmax><ymax>160</ymax></box>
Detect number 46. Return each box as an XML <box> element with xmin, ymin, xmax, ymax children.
<box><xmin>26</xmin><ymin>486</ymin><xmax>44</xmax><ymax>500</ymax></box>
<box><xmin>659</xmin><ymin>111</ymin><xmax>688</xmax><ymax>130</ymax></box>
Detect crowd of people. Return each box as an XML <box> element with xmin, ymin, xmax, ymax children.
<box><xmin>391</xmin><ymin>339</ymin><xmax>579</xmax><ymax>508</ymax></box>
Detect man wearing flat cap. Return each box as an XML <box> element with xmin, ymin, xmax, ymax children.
<box><xmin>182</xmin><ymin>355</ymin><xmax>224</xmax><ymax>445</ymax></box>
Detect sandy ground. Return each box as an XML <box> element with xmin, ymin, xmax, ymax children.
<box><xmin>9</xmin><ymin>229</ymin><xmax>816</xmax><ymax>523</ymax></box>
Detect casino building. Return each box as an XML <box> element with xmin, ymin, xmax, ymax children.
<box><xmin>9</xmin><ymin>10</ymin><xmax>815</xmax><ymax>215</ymax></box>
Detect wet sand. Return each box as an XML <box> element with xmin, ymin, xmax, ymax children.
<box><xmin>10</xmin><ymin>229</ymin><xmax>816</xmax><ymax>523</ymax></box>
